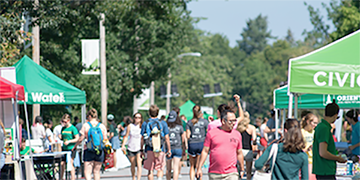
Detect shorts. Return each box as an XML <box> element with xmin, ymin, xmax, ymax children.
<box><xmin>260</xmin><ymin>137</ymin><xmax>268</xmax><ymax>148</ymax></box>
<box><xmin>110</xmin><ymin>136</ymin><xmax>120</xmax><ymax>150</ymax></box>
<box><xmin>209</xmin><ymin>172</ymin><xmax>238</xmax><ymax>180</ymax></box>
<box><xmin>83</xmin><ymin>149</ymin><xmax>105</xmax><ymax>162</ymax></box>
<box><xmin>144</xmin><ymin>151</ymin><xmax>166</xmax><ymax>171</ymax></box>
<box><xmin>62</xmin><ymin>151</ymin><xmax>76</xmax><ymax>162</ymax></box>
<box><xmin>127</xmin><ymin>150</ymin><xmax>140</xmax><ymax>157</ymax></box>
<box><xmin>188</xmin><ymin>142</ymin><xmax>203</xmax><ymax>157</ymax></box>
<box><xmin>166</xmin><ymin>149</ymin><xmax>182</xmax><ymax>160</ymax></box>
<box><xmin>242</xmin><ymin>149</ymin><xmax>253</xmax><ymax>162</ymax></box>
<box><xmin>0</xmin><ymin>153</ymin><xmax>5</xmax><ymax>170</ymax></box>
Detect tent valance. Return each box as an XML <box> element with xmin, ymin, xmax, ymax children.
<box><xmin>13</xmin><ymin>55</ymin><xmax>86</xmax><ymax>105</ymax></box>
<box><xmin>274</xmin><ymin>85</ymin><xmax>360</xmax><ymax>109</ymax></box>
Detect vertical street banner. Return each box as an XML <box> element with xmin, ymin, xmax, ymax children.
<box><xmin>81</xmin><ymin>39</ymin><xmax>100</xmax><ymax>75</ymax></box>
<box><xmin>136</xmin><ymin>88</ymin><xmax>151</xmax><ymax>110</ymax></box>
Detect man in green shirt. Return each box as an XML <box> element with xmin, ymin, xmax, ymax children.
<box><xmin>313</xmin><ymin>100</ymin><xmax>346</xmax><ymax>180</ymax></box>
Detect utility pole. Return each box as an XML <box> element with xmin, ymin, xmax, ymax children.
<box><xmin>166</xmin><ymin>71</ymin><xmax>171</xmax><ymax>114</ymax></box>
<box><xmin>100</xmin><ymin>13</ymin><xmax>107</xmax><ymax>127</ymax></box>
<box><xmin>150</xmin><ymin>81</ymin><xmax>155</xmax><ymax>105</ymax></box>
<box><xmin>32</xmin><ymin>0</ymin><xmax>40</xmax><ymax>121</ymax></box>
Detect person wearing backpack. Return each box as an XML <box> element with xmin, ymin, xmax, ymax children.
<box><xmin>73</xmin><ymin>108</ymin><xmax>107</xmax><ymax>180</ymax></box>
<box><xmin>186</xmin><ymin>105</ymin><xmax>209</xmax><ymax>180</ymax></box>
<box><xmin>140</xmin><ymin>105</ymin><xmax>171</xmax><ymax>180</ymax></box>
<box><xmin>166</xmin><ymin>110</ymin><xmax>186</xmax><ymax>180</ymax></box>
<box><xmin>60</xmin><ymin>113</ymin><xmax>79</xmax><ymax>180</ymax></box>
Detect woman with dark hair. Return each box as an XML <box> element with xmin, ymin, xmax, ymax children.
<box><xmin>346</xmin><ymin>109</ymin><xmax>360</xmax><ymax>155</ymax></box>
<box><xmin>107</xmin><ymin>114</ymin><xmax>120</xmax><ymax>170</ymax></box>
<box><xmin>44</xmin><ymin>119</ymin><xmax>54</xmax><ymax>152</ymax></box>
<box><xmin>166</xmin><ymin>109</ymin><xmax>186</xmax><ymax>180</ymax></box>
<box><xmin>186</xmin><ymin>105</ymin><xmax>209</xmax><ymax>180</ymax></box>
<box><xmin>121</xmin><ymin>114</ymin><xmax>142</xmax><ymax>180</ymax></box>
<box><xmin>255</xmin><ymin>118</ymin><xmax>309</xmax><ymax>180</ymax></box>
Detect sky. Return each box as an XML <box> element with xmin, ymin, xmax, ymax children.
<box><xmin>187</xmin><ymin>0</ymin><xmax>333</xmax><ymax>47</ymax></box>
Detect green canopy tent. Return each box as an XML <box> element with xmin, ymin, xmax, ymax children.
<box><xmin>13</xmin><ymin>55</ymin><xmax>87</xmax><ymax>131</ymax></box>
<box><xmin>179</xmin><ymin>100</ymin><xmax>217</xmax><ymax>121</ymax></box>
<box><xmin>287</xmin><ymin>30</ymin><xmax>360</xmax><ymax>118</ymax></box>
<box><xmin>14</xmin><ymin>55</ymin><xmax>86</xmax><ymax>105</ymax></box>
<box><xmin>179</xmin><ymin>100</ymin><xmax>195</xmax><ymax>120</ymax></box>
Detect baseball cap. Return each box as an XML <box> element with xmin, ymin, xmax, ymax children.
<box><xmin>107</xmin><ymin>114</ymin><xmax>114</xmax><ymax>120</ymax></box>
<box><xmin>167</xmin><ymin>111</ymin><xmax>177</xmax><ymax>123</ymax></box>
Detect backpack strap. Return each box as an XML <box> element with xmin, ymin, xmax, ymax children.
<box><xmin>96</xmin><ymin>122</ymin><xmax>100</xmax><ymax>128</ymax></box>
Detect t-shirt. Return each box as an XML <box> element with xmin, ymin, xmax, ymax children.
<box><xmin>75</xmin><ymin>123</ymin><xmax>82</xmax><ymax>134</ymax></box>
<box><xmin>260</xmin><ymin>124</ymin><xmax>267</xmax><ymax>138</ymax></box>
<box><xmin>168</xmin><ymin>125</ymin><xmax>184</xmax><ymax>150</ymax></box>
<box><xmin>207</xmin><ymin>118</ymin><xmax>239</xmax><ymax>132</ymax></box>
<box><xmin>61</xmin><ymin>125</ymin><xmax>79</xmax><ymax>151</ymax></box>
<box><xmin>20</xmin><ymin>146</ymin><xmax>35</xmax><ymax>155</ymax></box>
<box><xmin>140</xmin><ymin>118</ymin><xmax>169</xmax><ymax>152</ymax></box>
<box><xmin>351</xmin><ymin>122</ymin><xmax>360</xmax><ymax>155</ymax></box>
<box><xmin>79</xmin><ymin>122</ymin><xmax>107</xmax><ymax>150</ymax></box>
<box><xmin>204</xmin><ymin>127</ymin><xmax>242</xmax><ymax>174</ymax></box>
<box><xmin>301</xmin><ymin>128</ymin><xmax>314</xmax><ymax>164</ymax></box>
<box><xmin>44</xmin><ymin>128</ymin><xmax>54</xmax><ymax>149</ymax></box>
<box><xmin>313</xmin><ymin>119</ymin><xmax>336</xmax><ymax>175</ymax></box>
<box><xmin>31</xmin><ymin>123</ymin><xmax>45</xmax><ymax>140</ymax></box>
<box><xmin>53</xmin><ymin>125</ymin><xmax>63</xmax><ymax>142</ymax></box>
<box><xmin>186</xmin><ymin>118</ymin><xmax>209</xmax><ymax>144</ymax></box>
<box><xmin>109</xmin><ymin>123</ymin><xmax>118</xmax><ymax>137</ymax></box>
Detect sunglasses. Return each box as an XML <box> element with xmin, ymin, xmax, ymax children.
<box><xmin>61</xmin><ymin>120</ymin><xmax>67</xmax><ymax>123</ymax></box>
<box><xmin>227</xmin><ymin>119</ymin><xmax>237</xmax><ymax>123</ymax></box>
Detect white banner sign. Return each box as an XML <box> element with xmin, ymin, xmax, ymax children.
<box><xmin>81</xmin><ymin>39</ymin><xmax>100</xmax><ymax>75</ymax></box>
<box><xmin>136</xmin><ymin>88</ymin><xmax>151</xmax><ymax>110</ymax></box>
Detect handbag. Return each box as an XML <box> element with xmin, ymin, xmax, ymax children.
<box><xmin>253</xmin><ymin>143</ymin><xmax>279</xmax><ymax>180</ymax></box>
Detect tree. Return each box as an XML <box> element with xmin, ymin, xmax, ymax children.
<box><xmin>237</xmin><ymin>14</ymin><xmax>273</xmax><ymax>55</ymax></box>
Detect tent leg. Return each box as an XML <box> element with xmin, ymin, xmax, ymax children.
<box><xmin>282</xmin><ymin>109</ymin><xmax>286</xmax><ymax>134</ymax></box>
<box><xmin>275</xmin><ymin>108</ymin><xmax>279</xmax><ymax>139</ymax></box>
<box><xmin>288</xmin><ymin>93</ymin><xmax>293</xmax><ymax>118</ymax></box>
<box><xmin>294</xmin><ymin>94</ymin><xmax>298</xmax><ymax>120</ymax></box>
<box><xmin>81</xmin><ymin>104</ymin><xmax>86</xmax><ymax>163</ymax></box>
<box><xmin>12</xmin><ymin>97</ymin><xmax>23</xmax><ymax>180</ymax></box>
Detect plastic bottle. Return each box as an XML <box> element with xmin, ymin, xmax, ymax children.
<box><xmin>347</xmin><ymin>160</ymin><xmax>353</xmax><ymax>175</ymax></box>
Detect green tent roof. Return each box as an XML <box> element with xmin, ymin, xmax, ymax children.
<box><xmin>13</xmin><ymin>55</ymin><xmax>86</xmax><ymax>104</ymax></box>
<box><xmin>179</xmin><ymin>100</ymin><xmax>195</xmax><ymax>120</ymax></box>
<box><xmin>288</xmin><ymin>30</ymin><xmax>360</xmax><ymax>95</ymax></box>
<box><xmin>274</xmin><ymin>85</ymin><xmax>360</xmax><ymax>109</ymax></box>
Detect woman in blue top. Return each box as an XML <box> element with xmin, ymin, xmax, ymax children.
<box><xmin>255</xmin><ymin>118</ymin><xmax>308</xmax><ymax>180</ymax></box>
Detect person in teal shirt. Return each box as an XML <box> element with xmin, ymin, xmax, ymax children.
<box><xmin>255</xmin><ymin>118</ymin><xmax>308</xmax><ymax>180</ymax></box>
<box><xmin>312</xmin><ymin>100</ymin><xmax>346</xmax><ymax>180</ymax></box>
<box><xmin>346</xmin><ymin>110</ymin><xmax>360</xmax><ymax>155</ymax></box>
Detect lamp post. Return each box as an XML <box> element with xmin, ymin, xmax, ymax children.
<box><xmin>166</xmin><ymin>52</ymin><xmax>202</xmax><ymax>114</ymax></box>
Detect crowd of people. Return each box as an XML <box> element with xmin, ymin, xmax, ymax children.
<box><xmin>0</xmin><ymin>94</ymin><xmax>359</xmax><ymax>180</ymax></box>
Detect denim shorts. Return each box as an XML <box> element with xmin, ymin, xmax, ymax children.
<box><xmin>110</xmin><ymin>136</ymin><xmax>120</xmax><ymax>150</ymax></box>
<box><xmin>166</xmin><ymin>149</ymin><xmax>182</xmax><ymax>160</ymax></box>
<box><xmin>0</xmin><ymin>153</ymin><xmax>5</xmax><ymax>170</ymax></box>
<box><xmin>188</xmin><ymin>142</ymin><xmax>203</xmax><ymax>157</ymax></box>
<box><xmin>83</xmin><ymin>149</ymin><xmax>105</xmax><ymax>162</ymax></box>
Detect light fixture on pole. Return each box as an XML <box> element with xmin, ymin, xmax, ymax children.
<box><xmin>203</xmin><ymin>83</ymin><xmax>223</xmax><ymax>112</ymax></box>
<box><xmin>164</xmin><ymin>52</ymin><xmax>202</xmax><ymax>114</ymax></box>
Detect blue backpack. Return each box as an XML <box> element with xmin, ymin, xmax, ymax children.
<box><xmin>144</xmin><ymin>118</ymin><xmax>165</xmax><ymax>150</ymax></box>
<box><xmin>87</xmin><ymin>122</ymin><xmax>104</xmax><ymax>154</ymax></box>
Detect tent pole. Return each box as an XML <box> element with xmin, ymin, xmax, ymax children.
<box><xmin>294</xmin><ymin>94</ymin><xmax>298</xmax><ymax>119</ymax></box>
<box><xmin>288</xmin><ymin>93</ymin><xmax>293</xmax><ymax>118</ymax></box>
<box><xmin>282</xmin><ymin>109</ymin><xmax>286</xmax><ymax>134</ymax></box>
<box><xmin>275</xmin><ymin>108</ymin><xmax>279</xmax><ymax>139</ymax></box>
<box><xmin>81</xmin><ymin>104</ymin><xmax>86</xmax><ymax>163</ymax></box>
<box><xmin>23</xmin><ymin>101</ymin><xmax>34</xmax><ymax>166</ymax></box>
<box><xmin>12</xmin><ymin>95</ymin><xmax>23</xmax><ymax>180</ymax></box>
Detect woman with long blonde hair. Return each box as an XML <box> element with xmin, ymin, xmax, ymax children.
<box><xmin>301</xmin><ymin>112</ymin><xmax>319</xmax><ymax>180</ymax></box>
<box><xmin>237</xmin><ymin>112</ymin><xmax>257</xmax><ymax>180</ymax></box>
